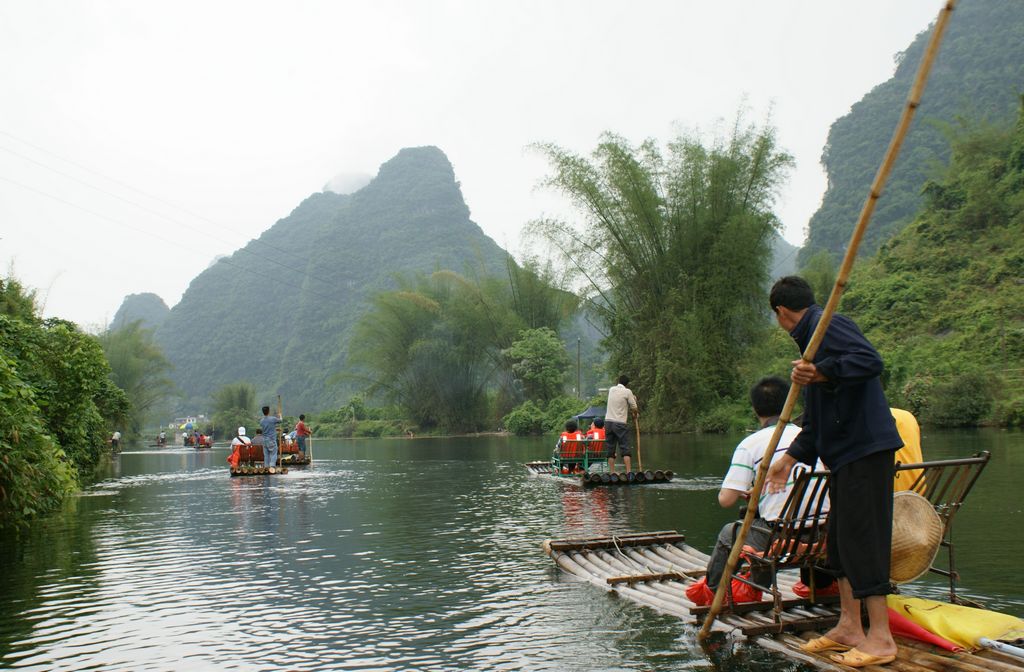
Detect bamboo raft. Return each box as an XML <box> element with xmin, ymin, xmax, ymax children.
<box><xmin>229</xmin><ymin>465</ymin><xmax>289</xmax><ymax>477</ymax></box>
<box><xmin>544</xmin><ymin>531</ymin><xmax>1024</xmax><ymax>671</ymax></box>
<box><xmin>525</xmin><ymin>462</ymin><xmax>674</xmax><ymax>486</ymax></box>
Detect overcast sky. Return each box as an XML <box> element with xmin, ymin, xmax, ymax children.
<box><xmin>1</xmin><ymin>0</ymin><xmax>944</xmax><ymax>329</ymax></box>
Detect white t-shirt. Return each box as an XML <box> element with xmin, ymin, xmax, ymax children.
<box><xmin>721</xmin><ymin>423</ymin><xmax>827</xmax><ymax>521</ymax></box>
<box><xmin>605</xmin><ymin>384</ymin><xmax>637</xmax><ymax>423</ymax></box>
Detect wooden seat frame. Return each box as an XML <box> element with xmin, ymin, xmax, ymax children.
<box><xmin>721</xmin><ymin>451</ymin><xmax>991</xmax><ymax>627</ymax></box>
<box><xmin>894</xmin><ymin>450</ymin><xmax>990</xmax><ymax>605</ymax></box>
<box><xmin>734</xmin><ymin>469</ymin><xmax>832</xmax><ymax>624</ymax></box>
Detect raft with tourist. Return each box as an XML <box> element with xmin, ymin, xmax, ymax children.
<box><xmin>542</xmin><ymin>453</ymin><xmax>1024</xmax><ymax>670</ymax></box>
<box><xmin>524</xmin><ymin>406</ymin><xmax>673</xmax><ymax>487</ymax></box>
<box><xmin>278</xmin><ymin>430</ymin><xmax>312</xmax><ymax>466</ymax></box>
<box><xmin>226</xmin><ymin>426</ymin><xmax>290</xmax><ymax>477</ymax></box>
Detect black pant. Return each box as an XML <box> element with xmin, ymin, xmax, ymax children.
<box><xmin>828</xmin><ymin>449</ymin><xmax>896</xmax><ymax>598</ymax></box>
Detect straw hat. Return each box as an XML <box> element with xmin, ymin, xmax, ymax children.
<box><xmin>890</xmin><ymin>491</ymin><xmax>943</xmax><ymax>583</ymax></box>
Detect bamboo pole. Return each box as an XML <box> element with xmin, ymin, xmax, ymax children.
<box><xmin>275</xmin><ymin>394</ymin><xmax>283</xmax><ymax>474</ymax></box>
<box><xmin>698</xmin><ymin>0</ymin><xmax>956</xmax><ymax>640</ymax></box>
<box><xmin>634</xmin><ymin>413</ymin><xmax>643</xmax><ymax>472</ymax></box>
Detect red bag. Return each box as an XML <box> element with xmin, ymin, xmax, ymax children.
<box><xmin>685</xmin><ymin>577</ymin><xmax>715</xmax><ymax>606</ymax></box>
<box><xmin>729</xmin><ymin>573</ymin><xmax>763</xmax><ymax>603</ymax></box>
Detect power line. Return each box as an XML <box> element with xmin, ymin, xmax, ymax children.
<box><xmin>0</xmin><ymin>130</ymin><xmax>345</xmax><ymax>295</ymax></box>
<box><xmin>0</xmin><ymin>174</ymin><xmax>340</xmax><ymax>305</ymax></box>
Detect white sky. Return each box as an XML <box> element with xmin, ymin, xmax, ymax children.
<box><xmin>0</xmin><ymin>0</ymin><xmax>943</xmax><ymax>329</ymax></box>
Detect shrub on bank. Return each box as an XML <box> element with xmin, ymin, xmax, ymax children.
<box><xmin>0</xmin><ymin>353</ymin><xmax>77</xmax><ymax>530</ymax></box>
<box><xmin>503</xmin><ymin>395</ymin><xmax>591</xmax><ymax>436</ymax></box>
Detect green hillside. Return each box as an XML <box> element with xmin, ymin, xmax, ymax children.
<box><xmin>110</xmin><ymin>292</ymin><xmax>169</xmax><ymax>331</ymax></box>
<box><xmin>148</xmin><ymin>147</ymin><xmax>512</xmax><ymax>412</ymax></box>
<box><xmin>801</xmin><ymin>0</ymin><xmax>1024</xmax><ymax>266</ymax></box>
<box><xmin>842</xmin><ymin>104</ymin><xmax>1024</xmax><ymax>427</ymax></box>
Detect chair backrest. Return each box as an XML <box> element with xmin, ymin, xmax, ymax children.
<box><xmin>559</xmin><ymin>438</ymin><xmax>585</xmax><ymax>459</ymax></box>
<box><xmin>894</xmin><ymin>451</ymin><xmax>989</xmax><ymax>540</ymax></box>
<box><xmin>585</xmin><ymin>437</ymin><xmax>605</xmax><ymax>461</ymax></box>
<box><xmin>762</xmin><ymin>469</ymin><xmax>831</xmax><ymax>567</ymax></box>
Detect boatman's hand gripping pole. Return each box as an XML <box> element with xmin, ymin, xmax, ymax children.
<box><xmin>697</xmin><ymin>0</ymin><xmax>956</xmax><ymax>641</ymax></box>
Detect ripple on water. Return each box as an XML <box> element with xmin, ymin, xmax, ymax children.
<box><xmin>3</xmin><ymin>443</ymin><xmax>1021</xmax><ymax>671</ymax></box>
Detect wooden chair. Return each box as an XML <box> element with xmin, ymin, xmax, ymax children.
<box><xmin>894</xmin><ymin>451</ymin><xmax>990</xmax><ymax>605</ymax></box>
<box><xmin>553</xmin><ymin>438</ymin><xmax>585</xmax><ymax>472</ymax></box>
<box><xmin>734</xmin><ymin>469</ymin><xmax>833</xmax><ymax>624</ymax></box>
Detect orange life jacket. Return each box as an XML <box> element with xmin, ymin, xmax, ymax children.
<box><xmin>559</xmin><ymin>431</ymin><xmax>585</xmax><ymax>459</ymax></box>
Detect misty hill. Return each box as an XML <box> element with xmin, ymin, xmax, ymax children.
<box><xmin>111</xmin><ymin>292</ymin><xmax>169</xmax><ymax>331</ymax></box>
<box><xmin>800</xmin><ymin>0</ymin><xmax>1024</xmax><ymax>266</ymax></box>
<box><xmin>147</xmin><ymin>146</ymin><xmax>511</xmax><ymax>412</ymax></box>
<box><xmin>770</xmin><ymin>235</ymin><xmax>798</xmax><ymax>279</ymax></box>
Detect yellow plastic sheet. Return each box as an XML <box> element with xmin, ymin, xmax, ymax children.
<box><xmin>888</xmin><ymin>595</ymin><xmax>1024</xmax><ymax>650</ymax></box>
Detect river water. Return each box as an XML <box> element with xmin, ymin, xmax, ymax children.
<box><xmin>1</xmin><ymin>429</ymin><xmax>1021</xmax><ymax>671</ymax></box>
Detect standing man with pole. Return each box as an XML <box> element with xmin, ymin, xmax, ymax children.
<box><xmin>766</xmin><ymin>276</ymin><xmax>902</xmax><ymax>667</ymax></box>
<box><xmin>604</xmin><ymin>375</ymin><xmax>638</xmax><ymax>474</ymax></box>
<box><xmin>260</xmin><ymin>404</ymin><xmax>282</xmax><ymax>472</ymax></box>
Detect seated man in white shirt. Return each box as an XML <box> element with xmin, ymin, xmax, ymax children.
<box><xmin>687</xmin><ymin>376</ymin><xmax>835</xmax><ymax>605</ymax></box>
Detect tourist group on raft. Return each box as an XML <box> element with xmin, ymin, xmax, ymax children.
<box><xmin>552</xmin><ymin>276</ymin><xmax>938</xmax><ymax>668</ymax></box>
<box><xmin>227</xmin><ymin>406</ymin><xmax>312</xmax><ymax>469</ymax></box>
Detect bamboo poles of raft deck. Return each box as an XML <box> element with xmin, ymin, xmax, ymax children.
<box><xmin>697</xmin><ymin>0</ymin><xmax>958</xmax><ymax>640</ymax></box>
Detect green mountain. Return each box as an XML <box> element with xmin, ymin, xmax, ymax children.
<box><xmin>110</xmin><ymin>292</ymin><xmax>170</xmax><ymax>331</ymax></box>
<box><xmin>144</xmin><ymin>146</ymin><xmax>511</xmax><ymax>412</ymax></box>
<box><xmin>801</xmin><ymin>0</ymin><xmax>1024</xmax><ymax>266</ymax></box>
<box><xmin>842</xmin><ymin>103</ymin><xmax>1024</xmax><ymax>427</ymax></box>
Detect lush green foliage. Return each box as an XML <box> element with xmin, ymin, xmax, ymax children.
<box><xmin>503</xmin><ymin>327</ymin><xmax>570</xmax><ymax>403</ymax></box>
<box><xmin>802</xmin><ymin>1</ymin><xmax>1024</xmax><ymax>265</ymax></box>
<box><xmin>0</xmin><ymin>343</ymin><xmax>77</xmax><ymax>529</ymax></box>
<box><xmin>530</xmin><ymin>122</ymin><xmax>792</xmax><ymax>430</ymax></box>
<box><xmin>502</xmin><ymin>395</ymin><xmax>586</xmax><ymax>436</ymax></box>
<box><xmin>349</xmin><ymin>261</ymin><xmax>576</xmax><ymax>433</ymax></box>
<box><xmin>210</xmin><ymin>382</ymin><xmax>257</xmax><ymax>438</ymax></box>
<box><xmin>0</xmin><ymin>276</ymin><xmax>127</xmax><ymax>528</ymax></box>
<box><xmin>841</xmin><ymin>106</ymin><xmax>1024</xmax><ymax>426</ymax></box>
<box><xmin>99</xmin><ymin>321</ymin><xmax>175</xmax><ymax>437</ymax></box>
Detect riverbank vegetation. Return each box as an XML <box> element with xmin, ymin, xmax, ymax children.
<box><xmin>842</xmin><ymin>105</ymin><xmax>1024</xmax><ymax>427</ymax></box>
<box><xmin>1</xmin><ymin>277</ymin><xmax>128</xmax><ymax>529</ymax></box>
<box><xmin>346</xmin><ymin>259</ymin><xmax>578</xmax><ymax>434</ymax></box>
<box><xmin>98</xmin><ymin>321</ymin><xmax>175</xmax><ymax>438</ymax></box>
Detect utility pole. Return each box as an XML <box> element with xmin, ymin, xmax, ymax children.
<box><xmin>576</xmin><ymin>338</ymin><xmax>581</xmax><ymax>399</ymax></box>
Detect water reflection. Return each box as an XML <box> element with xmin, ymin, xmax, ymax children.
<box><xmin>0</xmin><ymin>430</ymin><xmax>1020</xmax><ymax>670</ymax></box>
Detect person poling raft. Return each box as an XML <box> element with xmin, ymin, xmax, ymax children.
<box><xmin>523</xmin><ymin>377</ymin><xmax>674</xmax><ymax>486</ymax></box>
<box><xmin>227</xmin><ymin>426</ymin><xmax>288</xmax><ymax>476</ymax></box>
<box><xmin>698</xmin><ymin>4</ymin><xmax>961</xmax><ymax>666</ymax></box>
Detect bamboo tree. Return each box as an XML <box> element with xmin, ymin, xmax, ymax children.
<box><xmin>530</xmin><ymin>122</ymin><xmax>791</xmax><ymax>428</ymax></box>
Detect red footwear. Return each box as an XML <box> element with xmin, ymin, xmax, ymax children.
<box><xmin>730</xmin><ymin>573</ymin><xmax>763</xmax><ymax>603</ymax></box>
<box><xmin>793</xmin><ymin>580</ymin><xmax>840</xmax><ymax>599</ymax></box>
<box><xmin>685</xmin><ymin>577</ymin><xmax>715</xmax><ymax>606</ymax></box>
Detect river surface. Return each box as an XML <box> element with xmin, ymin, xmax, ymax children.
<box><xmin>1</xmin><ymin>429</ymin><xmax>1021</xmax><ymax>671</ymax></box>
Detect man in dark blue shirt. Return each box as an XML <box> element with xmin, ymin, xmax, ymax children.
<box><xmin>766</xmin><ymin>276</ymin><xmax>902</xmax><ymax>667</ymax></box>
